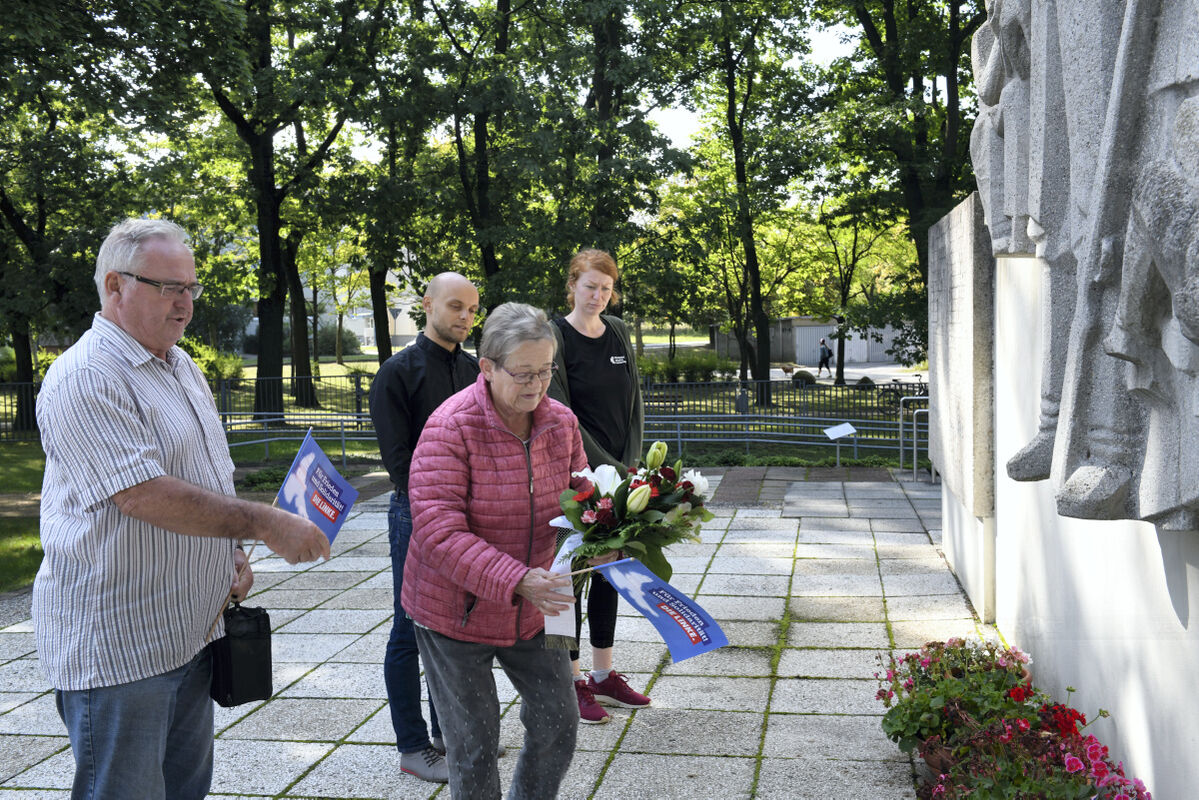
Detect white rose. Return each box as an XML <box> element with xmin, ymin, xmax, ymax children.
<box><xmin>682</xmin><ymin>469</ymin><xmax>709</xmax><ymax>498</ymax></box>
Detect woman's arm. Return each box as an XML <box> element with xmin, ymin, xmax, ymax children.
<box><xmin>409</xmin><ymin>417</ymin><xmax>530</xmax><ymax>603</ymax></box>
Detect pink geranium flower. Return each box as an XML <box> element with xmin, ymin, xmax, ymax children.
<box><xmin>1064</xmin><ymin>754</ymin><xmax>1084</xmax><ymax>773</ymax></box>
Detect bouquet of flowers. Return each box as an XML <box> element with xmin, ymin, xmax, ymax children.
<box><xmin>558</xmin><ymin>441</ymin><xmax>714</xmax><ymax>581</ymax></box>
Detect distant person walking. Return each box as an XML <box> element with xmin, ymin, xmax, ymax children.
<box><xmin>817</xmin><ymin>338</ymin><xmax>834</xmax><ymax>378</ymax></box>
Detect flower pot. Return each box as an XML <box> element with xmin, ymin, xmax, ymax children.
<box><xmin>918</xmin><ymin>738</ymin><xmax>956</xmax><ymax>775</ymax></box>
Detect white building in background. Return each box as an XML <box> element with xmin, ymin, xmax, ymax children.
<box><xmin>711</xmin><ymin>316</ymin><xmax>900</xmax><ymax>365</ymax></box>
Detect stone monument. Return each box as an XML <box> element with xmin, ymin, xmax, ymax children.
<box><xmin>971</xmin><ymin>0</ymin><xmax>1199</xmax><ymax>526</ymax></box>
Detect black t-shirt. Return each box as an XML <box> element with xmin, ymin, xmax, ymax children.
<box><xmin>555</xmin><ymin>317</ymin><xmax>633</xmax><ymax>461</ymax></box>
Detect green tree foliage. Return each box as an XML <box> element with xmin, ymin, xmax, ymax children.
<box><xmin>681</xmin><ymin>0</ymin><xmax>815</xmax><ymax>401</ymax></box>
<box><xmin>0</xmin><ymin>1</ymin><xmax>142</xmax><ymax>428</ymax></box>
<box><xmin>128</xmin><ymin>0</ymin><xmax>387</xmax><ymax>412</ymax></box>
<box><xmin>808</xmin><ymin>0</ymin><xmax>986</xmax><ymax>360</ymax></box>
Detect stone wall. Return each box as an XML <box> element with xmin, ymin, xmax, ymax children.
<box><xmin>992</xmin><ymin>254</ymin><xmax>1199</xmax><ymax>800</ymax></box>
<box><xmin>928</xmin><ymin>193</ymin><xmax>995</xmax><ymax>520</ymax></box>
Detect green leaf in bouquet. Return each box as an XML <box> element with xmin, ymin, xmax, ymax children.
<box><xmin>658</xmin><ymin>487</ymin><xmax>689</xmax><ymax>506</ymax></box>
<box><xmin>640</xmin><ymin>545</ymin><xmax>673</xmax><ymax>582</ymax></box>
<box><xmin>640</xmin><ymin>510</ymin><xmax>665</xmax><ymax>523</ymax></box>
<box><xmin>613</xmin><ymin>481</ymin><xmax>630</xmax><ymax>516</ymax></box>
<box><xmin>622</xmin><ymin>540</ymin><xmax>647</xmax><ymax>555</ymax></box>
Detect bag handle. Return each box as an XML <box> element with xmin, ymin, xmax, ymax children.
<box><xmin>206</xmin><ymin>540</ymin><xmax>258</xmax><ymax>643</ymax></box>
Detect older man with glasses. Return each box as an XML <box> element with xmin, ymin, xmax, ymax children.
<box><xmin>33</xmin><ymin>217</ymin><xmax>330</xmax><ymax>800</ymax></box>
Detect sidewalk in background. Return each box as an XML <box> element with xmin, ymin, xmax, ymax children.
<box><xmin>0</xmin><ymin>467</ymin><xmax>990</xmax><ymax>800</ymax></box>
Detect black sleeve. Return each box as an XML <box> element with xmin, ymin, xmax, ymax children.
<box><xmin>369</xmin><ymin>359</ymin><xmax>414</xmax><ymax>488</ymax></box>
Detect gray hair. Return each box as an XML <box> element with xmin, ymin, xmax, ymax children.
<box><xmin>94</xmin><ymin>218</ymin><xmax>190</xmax><ymax>302</ymax></box>
<box><xmin>479</xmin><ymin>303</ymin><xmax>556</xmax><ymax>365</ymax></box>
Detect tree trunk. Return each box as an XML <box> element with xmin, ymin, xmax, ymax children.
<box><xmin>336</xmin><ymin>313</ymin><xmax>345</xmax><ymax>365</ymax></box>
<box><xmin>10</xmin><ymin>326</ymin><xmax>37</xmax><ymax>432</ymax></box>
<box><xmin>370</xmin><ymin>265</ymin><xmax>392</xmax><ymax>363</ymax></box>
<box><xmin>246</xmin><ymin>126</ymin><xmax>288</xmax><ymax>417</ymax></box>
<box><xmin>834</xmin><ymin>324</ymin><xmax>847</xmax><ymax>386</ymax></box>
<box><xmin>310</xmin><ymin>284</ymin><xmax>320</xmax><ymax>380</ymax></box>
<box><xmin>721</xmin><ymin>28</ymin><xmax>771</xmax><ymax>406</ymax></box>
<box><xmin>284</xmin><ymin>231</ymin><xmax>319</xmax><ymax>408</ymax></box>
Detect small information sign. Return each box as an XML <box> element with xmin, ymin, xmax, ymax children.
<box><xmin>823</xmin><ymin>422</ymin><xmax>857</xmax><ymax>440</ymax></box>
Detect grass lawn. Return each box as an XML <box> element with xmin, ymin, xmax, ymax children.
<box><xmin>0</xmin><ymin>441</ymin><xmax>45</xmax><ymax>494</ymax></box>
<box><xmin>239</xmin><ymin>356</ymin><xmax>380</xmax><ymax>382</ymax></box>
<box><xmin>0</xmin><ymin>517</ymin><xmax>41</xmax><ymax>593</ymax></box>
<box><xmin>227</xmin><ymin>433</ymin><xmax>382</xmax><ymax>470</ymax></box>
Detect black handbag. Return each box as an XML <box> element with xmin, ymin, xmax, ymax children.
<box><xmin>209</xmin><ymin>601</ymin><xmax>273</xmax><ymax>707</ymax></box>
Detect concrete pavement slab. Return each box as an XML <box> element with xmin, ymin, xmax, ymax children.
<box><xmin>785</xmin><ymin>622</ymin><xmax>890</xmax><ymax>650</ymax></box>
<box><xmin>592</xmin><ymin>753</ymin><xmax>757</xmax><ymax>800</ymax></box>
<box><xmin>777</xmin><ymin>648</ymin><xmax>888</xmax><ymax>680</ymax></box>
<box><xmin>755</xmin><ymin>756</ymin><xmax>916</xmax><ymax>799</ymax></box>
<box><xmin>698</xmin><ymin>573</ymin><xmax>790</xmax><ymax>597</ymax></box>
<box><xmin>0</xmin><ymin>471</ymin><xmax>982</xmax><ymax>799</ymax></box>
<box><xmin>762</xmin><ymin>712</ymin><xmax>901</xmax><ymax>761</ymax></box>
<box><xmin>770</xmin><ymin>677</ymin><xmax>879</xmax><ymax>715</ymax></box>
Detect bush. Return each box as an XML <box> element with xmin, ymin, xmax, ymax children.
<box><xmin>178</xmin><ymin>338</ymin><xmax>244</xmax><ymax>384</ymax></box>
<box><xmin>246</xmin><ymin>325</ymin><xmax>364</xmax><ymax>358</ymax></box>
<box><xmin>638</xmin><ymin>349</ymin><xmax>737</xmax><ymax>383</ymax></box>
<box><xmin>0</xmin><ymin>347</ymin><xmax>14</xmax><ymax>382</ymax></box>
<box><xmin>791</xmin><ymin>369</ymin><xmax>816</xmax><ymax>386</ymax></box>
<box><xmin>36</xmin><ymin>350</ymin><xmax>59</xmax><ymax>380</ymax></box>
<box><xmin>0</xmin><ymin>348</ymin><xmax>59</xmax><ymax>382</ymax></box>
<box><xmin>324</xmin><ymin>325</ymin><xmax>363</xmax><ymax>356</ymax></box>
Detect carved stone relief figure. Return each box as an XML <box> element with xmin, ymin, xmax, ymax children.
<box><xmin>1047</xmin><ymin>0</ymin><xmax>1157</xmax><ymax>519</ymax></box>
<box><xmin>1001</xmin><ymin>0</ymin><xmax>1075</xmax><ymax>482</ymax></box>
<box><xmin>970</xmin><ymin>0</ymin><xmax>1199</xmax><ymax>523</ymax></box>
<box><xmin>1103</xmin><ymin>12</ymin><xmax>1199</xmax><ymax>529</ymax></box>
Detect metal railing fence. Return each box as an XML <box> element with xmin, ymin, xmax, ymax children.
<box><xmin>1</xmin><ymin>377</ymin><xmax>932</xmax><ymax>467</ymax></box>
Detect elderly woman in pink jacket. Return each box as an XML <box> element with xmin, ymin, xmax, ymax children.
<box><xmin>404</xmin><ymin>302</ymin><xmax>589</xmax><ymax>800</ymax></box>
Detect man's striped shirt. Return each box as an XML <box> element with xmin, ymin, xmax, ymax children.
<box><xmin>33</xmin><ymin>313</ymin><xmax>237</xmax><ymax>690</ymax></box>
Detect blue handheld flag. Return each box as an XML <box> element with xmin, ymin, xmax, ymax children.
<box><xmin>274</xmin><ymin>430</ymin><xmax>359</xmax><ymax>544</ymax></box>
<box><xmin>593</xmin><ymin>558</ymin><xmax>728</xmax><ymax>662</ymax></box>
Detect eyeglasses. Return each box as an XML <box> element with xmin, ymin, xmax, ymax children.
<box><xmin>500</xmin><ymin>364</ymin><xmax>557</xmax><ymax>385</ymax></box>
<box><xmin>118</xmin><ymin>271</ymin><xmax>204</xmax><ymax>300</ymax></box>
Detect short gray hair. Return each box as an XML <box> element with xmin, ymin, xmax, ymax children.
<box><xmin>479</xmin><ymin>303</ymin><xmax>556</xmax><ymax>365</ymax></box>
<box><xmin>94</xmin><ymin>218</ymin><xmax>190</xmax><ymax>301</ymax></box>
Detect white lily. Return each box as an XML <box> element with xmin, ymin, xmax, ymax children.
<box><xmin>663</xmin><ymin>502</ymin><xmax>692</xmax><ymax>524</ymax></box>
<box><xmin>572</xmin><ymin>463</ymin><xmax>622</xmax><ymax>497</ymax></box>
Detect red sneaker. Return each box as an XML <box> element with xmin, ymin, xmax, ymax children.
<box><xmin>587</xmin><ymin>671</ymin><xmax>651</xmax><ymax>708</ymax></box>
<box><xmin>574</xmin><ymin>678</ymin><xmax>610</xmax><ymax>724</ymax></box>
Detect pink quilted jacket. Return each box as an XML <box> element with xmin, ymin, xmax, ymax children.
<box><xmin>402</xmin><ymin>374</ymin><xmax>588</xmax><ymax>645</ymax></box>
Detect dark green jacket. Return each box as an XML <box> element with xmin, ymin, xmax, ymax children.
<box><xmin>548</xmin><ymin>314</ymin><xmax>644</xmax><ymax>472</ymax></box>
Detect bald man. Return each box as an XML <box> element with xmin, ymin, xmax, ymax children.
<box><xmin>369</xmin><ymin>273</ymin><xmax>481</xmax><ymax>782</ymax></box>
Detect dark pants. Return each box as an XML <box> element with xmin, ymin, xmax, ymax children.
<box><xmin>570</xmin><ymin>572</ymin><xmax>618</xmax><ymax>662</ymax></box>
<box><xmin>384</xmin><ymin>491</ymin><xmax>441</xmax><ymax>752</ymax></box>
<box><xmin>415</xmin><ymin>627</ymin><xmax>577</xmax><ymax>800</ymax></box>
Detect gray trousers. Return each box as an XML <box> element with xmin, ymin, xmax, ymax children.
<box><xmin>414</xmin><ymin>626</ymin><xmax>578</xmax><ymax>800</ymax></box>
